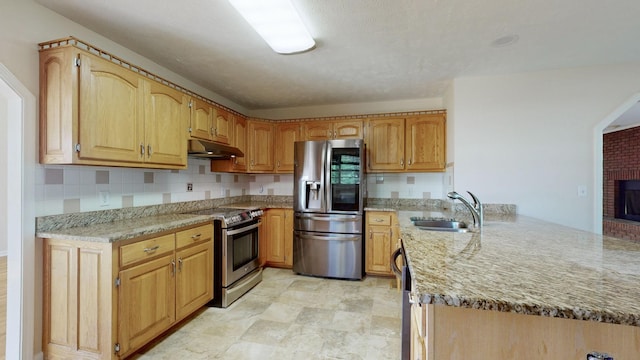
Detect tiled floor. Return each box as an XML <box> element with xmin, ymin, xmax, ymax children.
<box><xmin>131</xmin><ymin>268</ymin><xmax>402</xmax><ymax>359</ymax></box>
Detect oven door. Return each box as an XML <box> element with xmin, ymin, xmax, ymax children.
<box><xmin>223</xmin><ymin>219</ymin><xmax>261</xmax><ymax>287</ymax></box>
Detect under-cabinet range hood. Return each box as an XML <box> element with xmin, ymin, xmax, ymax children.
<box><xmin>187</xmin><ymin>139</ymin><xmax>244</xmax><ymax>158</ymax></box>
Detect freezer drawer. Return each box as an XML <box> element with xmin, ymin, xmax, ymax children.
<box><xmin>293</xmin><ymin>230</ymin><xmax>363</xmax><ymax>280</ymax></box>
<box><xmin>294</xmin><ymin>212</ymin><xmax>363</xmax><ymax>234</ymax></box>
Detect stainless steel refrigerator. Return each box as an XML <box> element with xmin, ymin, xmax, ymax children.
<box><xmin>293</xmin><ymin>139</ymin><xmax>365</xmax><ymax>280</ymax></box>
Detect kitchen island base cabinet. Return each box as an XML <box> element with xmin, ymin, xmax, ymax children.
<box><xmin>42</xmin><ymin>223</ymin><xmax>213</xmax><ymax>359</ymax></box>
<box><xmin>411</xmin><ymin>303</ymin><xmax>640</xmax><ymax>359</ymax></box>
<box><xmin>365</xmin><ymin>211</ymin><xmax>399</xmax><ymax>276</ymax></box>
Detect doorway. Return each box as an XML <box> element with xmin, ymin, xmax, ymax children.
<box><xmin>0</xmin><ymin>64</ymin><xmax>36</xmax><ymax>359</ymax></box>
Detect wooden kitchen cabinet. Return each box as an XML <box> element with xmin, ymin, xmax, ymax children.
<box><xmin>264</xmin><ymin>208</ymin><xmax>294</xmax><ymax>268</ymax></box>
<box><xmin>303</xmin><ymin>120</ymin><xmax>363</xmax><ymax>140</ymax></box>
<box><xmin>189</xmin><ymin>97</ymin><xmax>215</xmax><ymax>141</ymax></box>
<box><xmin>366</xmin><ymin>114</ymin><xmax>445</xmax><ymax>172</ymax></box>
<box><xmin>405</xmin><ymin>114</ymin><xmax>445</xmax><ymax>171</ymax></box>
<box><xmin>213</xmin><ymin>108</ymin><xmax>232</xmax><ymax>145</ymax></box>
<box><xmin>274</xmin><ymin>122</ymin><xmax>303</xmax><ymax>173</ymax></box>
<box><xmin>365</xmin><ymin>211</ymin><xmax>399</xmax><ymax>276</ymax></box>
<box><xmin>210</xmin><ymin>114</ymin><xmax>247</xmax><ymax>173</ymax></box>
<box><xmin>118</xmin><ymin>251</ymin><xmax>175</xmax><ymax>355</ymax></box>
<box><xmin>39</xmin><ymin>41</ymin><xmax>189</xmax><ymax>169</ymax></box>
<box><xmin>247</xmin><ymin>120</ymin><xmax>275</xmax><ymax>172</ymax></box>
<box><xmin>366</xmin><ymin>117</ymin><xmax>405</xmax><ymax>172</ymax></box>
<box><xmin>42</xmin><ymin>222</ymin><xmax>213</xmax><ymax>359</ymax></box>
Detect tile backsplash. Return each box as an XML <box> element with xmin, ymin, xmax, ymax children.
<box><xmin>35</xmin><ymin>158</ymin><xmax>249</xmax><ymax>216</ymax></box>
<box><xmin>36</xmin><ymin>156</ymin><xmax>446</xmax><ymax>216</ymax></box>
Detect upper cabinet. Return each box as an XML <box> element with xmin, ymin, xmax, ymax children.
<box><xmin>213</xmin><ymin>108</ymin><xmax>232</xmax><ymax>145</ymax></box>
<box><xmin>366</xmin><ymin>113</ymin><xmax>446</xmax><ymax>172</ymax></box>
<box><xmin>303</xmin><ymin>120</ymin><xmax>363</xmax><ymax>140</ymax></box>
<box><xmin>189</xmin><ymin>97</ymin><xmax>215</xmax><ymax>141</ymax></box>
<box><xmin>247</xmin><ymin>120</ymin><xmax>275</xmax><ymax>172</ymax></box>
<box><xmin>39</xmin><ymin>41</ymin><xmax>189</xmax><ymax>169</ymax></box>
<box><xmin>274</xmin><ymin>122</ymin><xmax>303</xmax><ymax>173</ymax></box>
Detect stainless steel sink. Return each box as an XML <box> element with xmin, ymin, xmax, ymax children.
<box><xmin>411</xmin><ymin>218</ymin><xmax>470</xmax><ymax>232</ymax></box>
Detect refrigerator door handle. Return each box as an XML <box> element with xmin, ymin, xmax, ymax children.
<box><xmin>296</xmin><ymin>232</ymin><xmax>361</xmax><ymax>242</ymax></box>
<box><xmin>295</xmin><ymin>214</ymin><xmax>360</xmax><ymax>222</ymax></box>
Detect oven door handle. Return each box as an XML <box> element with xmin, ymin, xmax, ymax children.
<box><xmin>296</xmin><ymin>214</ymin><xmax>360</xmax><ymax>222</ymax></box>
<box><xmin>225</xmin><ymin>221</ymin><xmax>261</xmax><ymax>236</ymax></box>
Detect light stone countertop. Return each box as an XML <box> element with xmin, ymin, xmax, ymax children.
<box><xmin>36</xmin><ymin>214</ymin><xmax>214</xmax><ymax>243</ymax></box>
<box><xmin>398</xmin><ymin>210</ymin><xmax>640</xmax><ymax>327</ymax></box>
<box><xmin>225</xmin><ymin>201</ymin><xmax>293</xmax><ymax>209</ymax></box>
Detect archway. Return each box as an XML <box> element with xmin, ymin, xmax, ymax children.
<box><xmin>593</xmin><ymin>93</ymin><xmax>640</xmax><ymax>235</ymax></box>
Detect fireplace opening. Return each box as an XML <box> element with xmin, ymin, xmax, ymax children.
<box><xmin>616</xmin><ymin>180</ymin><xmax>640</xmax><ymax>222</ymax></box>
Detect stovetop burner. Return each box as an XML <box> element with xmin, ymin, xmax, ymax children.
<box><xmin>187</xmin><ymin>207</ymin><xmax>263</xmax><ymax>227</ymax></box>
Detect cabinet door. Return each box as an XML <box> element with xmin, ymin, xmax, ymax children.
<box><xmin>265</xmin><ymin>209</ymin><xmax>286</xmax><ymax>265</ymax></box>
<box><xmin>176</xmin><ymin>241</ymin><xmax>213</xmax><ymax>321</ymax></box>
<box><xmin>118</xmin><ymin>253</ymin><xmax>176</xmax><ymax>356</ymax></box>
<box><xmin>284</xmin><ymin>209</ymin><xmax>294</xmax><ymax>267</ymax></box>
<box><xmin>304</xmin><ymin>121</ymin><xmax>333</xmax><ymax>140</ymax></box>
<box><xmin>213</xmin><ymin>108</ymin><xmax>232</xmax><ymax>144</ymax></box>
<box><xmin>78</xmin><ymin>52</ymin><xmax>145</xmax><ymax>163</ymax></box>
<box><xmin>334</xmin><ymin>120</ymin><xmax>363</xmax><ymax>139</ymax></box>
<box><xmin>189</xmin><ymin>97</ymin><xmax>213</xmax><ymax>141</ymax></box>
<box><xmin>405</xmin><ymin>114</ymin><xmax>446</xmax><ymax>171</ymax></box>
<box><xmin>366</xmin><ymin>117</ymin><xmax>405</xmax><ymax>172</ymax></box>
<box><xmin>365</xmin><ymin>212</ymin><xmax>394</xmax><ymax>275</ymax></box>
<box><xmin>275</xmin><ymin>122</ymin><xmax>302</xmax><ymax>173</ymax></box>
<box><xmin>247</xmin><ymin>121</ymin><xmax>274</xmax><ymax>172</ymax></box>
<box><xmin>233</xmin><ymin>115</ymin><xmax>248</xmax><ymax>171</ymax></box>
<box><xmin>143</xmin><ymin>80</ymin><xmax>189</xmax><ymax>167</ymax></box>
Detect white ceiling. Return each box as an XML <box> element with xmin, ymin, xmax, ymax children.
<box><xmin>36</xmin><ymin>0</ymin><xmax>640</xmax><ymax>126</ymax></box>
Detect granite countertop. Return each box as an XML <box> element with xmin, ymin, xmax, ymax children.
<box><xmin>36</xmin><ymin>214</ymin><xmax>213</xmax><ymax>243</ymax></box>
<box><xmin>398</xmin><ymin>210</ymin><xmax>640</xmax><ymax>327</ymax></box>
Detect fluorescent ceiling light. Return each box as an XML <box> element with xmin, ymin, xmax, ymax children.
<box><xmin>228</xmin><ymin>0</ymin><xmax>316</xmax><ymax>54</ymax></box>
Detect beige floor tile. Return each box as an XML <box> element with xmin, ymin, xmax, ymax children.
<box><xmin>130</xmin><ymin>267</ymin><xmax>401</xmax><ymax>359</ymax></box>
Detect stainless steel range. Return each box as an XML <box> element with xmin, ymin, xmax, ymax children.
<box><xmin>187</xmin><ymin>207</ymin><xmax>263</xmax><ymax>307</ymax></box>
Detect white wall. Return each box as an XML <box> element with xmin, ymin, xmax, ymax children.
<box><xmin>0</xmin><ymin>91</ymin><xmax>7</xmax><ymax>254</ymax></box>
<box><xmin>450</xmin><ymin>64</ymin><xmax>640</xmax><ymax>231</ymax></box>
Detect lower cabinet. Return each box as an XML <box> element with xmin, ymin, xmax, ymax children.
<box><xmin>42</xmin><ymin>223</ymin><xmax>213</xmax><ymax>359</ymax></box>
<box><xmin>365</xmin><ymin>211</ymin><xmax>399</xmax><ymax>276</ymax></box>
<box><xmin>263</xmin><ymin>208</ymin><xmax>294</xmax><ymax>268</ymax></box>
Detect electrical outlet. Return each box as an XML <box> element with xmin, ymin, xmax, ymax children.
<box><xmin>99</xmin><ymin>190</ymin><xmax>110</xmax><ymax>206</ymax></box>
<box><xmin>187</xmin><ymin>183</ymin><xmax>193</xmax><ymax>192</ymax></box>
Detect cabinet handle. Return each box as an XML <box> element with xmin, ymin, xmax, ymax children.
<box><xmin>250</xmin><ymin>160</ymin><xmax>254</xmax><ymax>166</ymax></box>
<box><xmin>408</xmin><ymin>158</ymin><xmax>412</xmax><ymax>165</ymax></box>
<box><xmin>140</xmin><ymin>143</ymin><xmax>145</xmax><ymax>155</ymax></box>
<box><xmin>374</xmin><ymin>218</ymin><xmax>384</xmax><ymax>222</ymax></box>
<box><xmin>143</xmin><ymin>245</ymin><xmax>160</xmax><ymax>253</ymax></box>
<box><xmin>211</xmin><ymin>127</ymin><xmax>215</xmax><ymax>135</ymax></box>
<box><xmin>147</xmin><ymin>144</ymin><xmax>153</xmax><ymax>157</ymax></box>
<box><xmin>191</xmin><ymin>233</ymin><xmax>201</xmax><ymax>240</ymax></box>
<box><xmin>171</xmin><ymin>259</ymin><xmax>176</xmax><ymax>276</ymax></box>
<box><xmin>178</xmin><ymin>258</ymin><xmax>183</xmax><ymax>272</ymax></box>
<box><xmin>400</xmin><ymin>158</ymin><xmax>404</xmax><ymax>167</ymax></box>
<box><xmin>277</xmin><ymin>160</ymin><xmax>280</xmax><ymax>168</ymax></box>
<box><xmin>369</xmin><ymin>231</ymin><xmax>373</xmax><ymax>241</ymax></box>
<box><xmin>333</xmin><ymin>130</ymin><xmax>337</xmax><ymax>138</ymax></box>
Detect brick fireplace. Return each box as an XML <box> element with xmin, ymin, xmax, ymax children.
<box><xmin>603</xmin><ymin>126</ymin><xmax>640</xmax><ymax>241</ymax></box>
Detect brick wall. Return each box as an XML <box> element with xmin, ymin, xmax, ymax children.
<box><xmin>603</xmin><ymin>126</ymin><xmax>640</xmax><ymax>241</ymax></box>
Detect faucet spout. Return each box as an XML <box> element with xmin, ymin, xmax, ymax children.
<box><xmin>447</xmin><ymin>191</ymin><xmax>483</xmax><ymax>230</ymax></box>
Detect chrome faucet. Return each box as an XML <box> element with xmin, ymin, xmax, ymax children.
<box><xmin>447</xmin><ymin>191</ymin><xmax>483</xmax><ymax>230</ymax></box>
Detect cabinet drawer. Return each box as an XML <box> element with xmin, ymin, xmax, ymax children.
<box><xmin>176</xmin><ymin>224</ymin><xmax>213</xmax><ymax>249</ymax></box>
<box><xmin>367</xmin><ymin>213</ymin><xmax>392</xmax><ymax>226</ymax></box>
<box><xmin>120</xmin><ymin>234</ymin><xmax>175</xmax><ymax>267</ymax></box>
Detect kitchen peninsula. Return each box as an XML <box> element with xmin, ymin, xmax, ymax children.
<box><xmin>399</xmin><ymin>211</ymin><xmax>640</xmax><ymax>358</ymax></box>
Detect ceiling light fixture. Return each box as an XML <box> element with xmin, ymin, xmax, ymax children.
<box><xmin>228</xmin><ymin>0</ymin><xmax>316</xmax><ymax>54</ymax></box>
